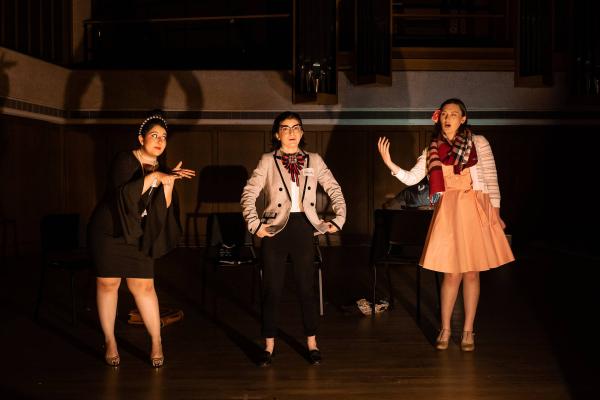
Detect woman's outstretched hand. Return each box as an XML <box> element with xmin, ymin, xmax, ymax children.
<box><xmin>377</xmin><ymin>137</ymin><xmax>399</xmax><ymax>173</ymax></box>
<box><xmin>156</xmin><ymin>161</ymin><xmax>196</xmax><ymax>187</ymax></box>
<box><xmin>171</xmin><ymin>161</ymin><xmax>196</xmax><ymax>180</ymax></box>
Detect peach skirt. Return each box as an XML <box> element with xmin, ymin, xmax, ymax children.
<box><xmin>419</xmin><ymin>166</ymin><xmax>514</xmax><ymax>273</ymax></box>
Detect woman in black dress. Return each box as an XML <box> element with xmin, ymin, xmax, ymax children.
<box><xmin>88</xmin><ymin>112</ymin><xmax>195</xmax><ymax>367</ymax></box>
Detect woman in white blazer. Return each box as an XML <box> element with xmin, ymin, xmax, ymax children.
<box><xmin>241</xmin><ymin>111</ymin><xmax>346</xmax><ymax>366</ymax></box>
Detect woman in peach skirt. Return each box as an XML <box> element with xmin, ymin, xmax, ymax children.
<box><xmin>377</xmin><ymin>98</ymin><xmax>514</xmax><ymax>351</ymax></box>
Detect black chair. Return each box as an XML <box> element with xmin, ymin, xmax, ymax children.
<box><xmin>185</xmin><ymin>166</ymin><xmax>249</xmax><ymax>247</ymax></box>
<box><xmin>200</xmin><ymin>212</ymin><xmax>326</xmax><ymax>317</ymax></box>
<box><xmin>1</xmin><ymin>218</ymin><xmax>18</xmax><ymax>264</ymax></box>
<box><xmin>35</xmin><ymin>214</ymin><xmax>91</xmax><ymax>325</ymax></box>
<box><xmin>200</xmin><ymin>212</ymin><xmax>261</xmax><ymax>308</ymax></box>
<box><xmin>370</xmin><ymin>208</ymin><xmax>440</xmax><ymax>321</ymax></box>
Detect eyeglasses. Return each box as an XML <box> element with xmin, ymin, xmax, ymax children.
<box><xmin>279</xmin><ymin>124</ymin><xmax>302</xmax><ymax>135</ymax></box>
<box><xmin>148</xmin><ymin>133</ymin><xmax>167</xmax><ymax>142</ymax></box>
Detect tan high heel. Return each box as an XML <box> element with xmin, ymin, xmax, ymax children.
<box><xmin>151</xmin><ymin>355</ymin><xmax>164</xmax><ymax>368</ymax></box>
<box><xmin>151</xmin><ymin>344</ymin><xmax>164</xmax><ymax>368</ymax></box>
<box><xmin>103</xmin><ymin>342</ymin><xmax>120</xmax><ymax>366</ymax></box>
<box><xmin>104</xmin><ymin>354</ymin><xmax>120</xmax><ymax>366</ymax></box>
<box><xmin>435</xmin><ymin>329</ymin><xmax>451</xmax><ymax>350</ymax></box>
<box><xmin>461</xmin><ymin>331</ymin><xmax>475</xmax><ymax>352</ymax></box>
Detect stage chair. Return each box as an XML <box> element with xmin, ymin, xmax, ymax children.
<box><xmin>369</xmin><ymin>208</ymin><xmax>440</xmax><ymax>321</ymax></box>
<box><xmin>185</xmin><ymin>165</ymin><xmax>248</xmax><ymax>247</ymax></box>
<box><xmin>200</xmin><ymin>212</ymin><xmax>260</xmax><ymax>309</ymax></box>
<box><xmin>35</xmin><ymin>214</ymin><xmax>91</xmax><ymax>325</ymax></box>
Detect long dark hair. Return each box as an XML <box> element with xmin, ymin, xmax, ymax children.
<box><xmin>431</xmin><ymin>98</ymin><xmax>469</xmax><ymax>140</ymax></box>
<box><xmin>270</xmin><ymin>111</ymin><xmax>306</xmax><ymax>150</ymax></box>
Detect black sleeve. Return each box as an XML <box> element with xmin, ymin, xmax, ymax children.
<box><xmin>111</xmin><ymin>152</ymin><xmax>182</xmax><ymax>258</ymax></box>
<box><xmin>111</xmin><ymin>152</ymin><xmax>146</xmax><ymax>245</ymax></box>
<box><xmin>141</xmin><ymin>186</ymin><xmax>182</xmax><ymax>259</ymax></box>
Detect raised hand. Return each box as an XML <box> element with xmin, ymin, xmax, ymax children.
<box><xmin>377</xmin><ymin>137</ymin><xmax>392</xmax><ymax>166</ymax></box>
<box><xmin>377</xmin><ymin>137</ymin><xmax>400</xmax><ymax>173</ymax></box>
<box><xmin>171</xmin><ymin>161</ymin><xmax>196</xmax><ymax>180</ymax></box>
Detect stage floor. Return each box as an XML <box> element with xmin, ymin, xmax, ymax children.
<box><xmin>0</xmin><ymin>245</ymin><xmax>595</xmax><ymax>399</ymax></box>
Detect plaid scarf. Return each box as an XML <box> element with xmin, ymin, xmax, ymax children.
<box><xmin>426</xmin><ymin>129</ymin><xmax>478</xmax><ymax>202</ymax></box>
<box><xmin>276</xmin><ymin>152</ymin><xmax>305</xmax><ymax>186</ymax></box>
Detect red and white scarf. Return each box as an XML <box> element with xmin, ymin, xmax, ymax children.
<box><xmin>426</xmin><ymin>129</ymin><xmax>478</xmax><ymax>202</ymax></box>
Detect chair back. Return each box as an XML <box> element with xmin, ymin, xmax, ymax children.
<box><xmin>40</xmin><ymin>214</ymin><xmax>80</xmax><ymax>253</ymax></box>
<box><xmin>370</xmin><ymin>209</ymin><xmax>433</xmax><ymax>262</ymax></box>
<box><xmin>205</xmin><ymin>212</ymin><xmax>255</xmax><ymax>264</ymax></box>
<box><xmin>206</xmin><ymin>212</ymin><xmax>252</xmax><ymax>247</ymax></box>
<box><xmin>194</xmin><ymin>165</ymin><xmax>248</xmax><ymax>211</ymax></box>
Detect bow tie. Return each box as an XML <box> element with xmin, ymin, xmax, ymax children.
<box><xmin>277</xmin><ymin>152</ymin><xmax>305</xmax><ymax>186</ymax></box>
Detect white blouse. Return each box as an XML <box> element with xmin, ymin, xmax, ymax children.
<box><xmin>290</xmin><ymin>180</ymin><xmax>303</xmax><ymax>212</ymax></box>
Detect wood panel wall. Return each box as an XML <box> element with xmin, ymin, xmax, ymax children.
<box><xmin>0</xmin><ymin>113</ymin><xmax>580</xmax><ymax>253</ymax></box>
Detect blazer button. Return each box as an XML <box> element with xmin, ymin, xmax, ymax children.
<box><xmin>278</xmin><ymin>203</ymin><xmax>282</xmax><ymax>207</ymax></box>
<box><xmin>279</xmin><ymin>187</ymin><xmax>283</xmax><ymax>191</ymax></box>
<box><xmin>310</xmin><ymin>202</ymin><xmax>314</xmax><ymax>206</ymax></box>
<box><xmin>307</xmin><ymin>186</ymin><xmax>311</xmax><ymax>190</ymax></box>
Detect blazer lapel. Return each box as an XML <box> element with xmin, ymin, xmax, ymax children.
<box><xmin>273</xmin><ymin>151</ymin><xmax>291</xmax><ymax>200</ymax></box>
<box><xmin>300</xmin><ymin>151</ymin><xmax>310</xmax><ymax>201</ymax></box>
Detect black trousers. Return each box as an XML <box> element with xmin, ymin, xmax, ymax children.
<box><xmin>261</xmin><ymin>213</ymin><xmax>317</xmax><ymax>338</ymax></box>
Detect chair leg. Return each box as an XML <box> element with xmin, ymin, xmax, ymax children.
<box><xmin>34</xmin><ymin>265</ymin><xmax>47</xmax><ymax>320</ymax></box>
<box><xmin>185</xmin><ymin>215</ymin><xmax>191</xmax><ymax>247</ymax></box>
<box><xmin>416</xmin><ymin>265</ymin><xmax>421</xmax><ymax>322</ymax></box>
<box><xmin>251</xmin><ymin>264</ymin><xmax>257</xmax><ymax>306</ymax></box>
<box><xmin>318</xmin><ymin>266</ymin><xmax>324</xmax><ymax>316</ymax></box>
<box><xmin>212</xmin><ymin>264</ymin><xmax>219</xmax><ymax>316</ymax></box>
<box><xmin>1</xmin><ymin>221</ymin><xmax>6</xmax><ymax>261</ymax></box>
<box><xmin>200</xmin><ymin>259</ymin><xmax>208</xmax><ymax>307</ymax></box>
<box><xmin>371</xmin><ymin>264</ymin><xmax>378</xmax><ymax>316</ymax></box>
<box><xmin>83</xmin><ymin>269</ymin><xmax>95</xmax><ymax>312</ymax></box>
<box><xmin>70</xmin><ymin>271</ymin><xmax>77</xmax><ymax>326</ymax></box>
<box><xmin>13</xmin><ymin>221</ymin><xmax>19</xmax><ymax>257</ymax></box>
<box><xmin>385</xmin><ymin>263</ymin><xmax>394</xmax><ymax>310</ymax></box>
<box><xmin>194</xmin><ymin>218</ymin><xmax>200</xmax><ymax>248</ymax></box>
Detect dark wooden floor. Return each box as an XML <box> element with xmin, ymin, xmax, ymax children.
<box><xmin>0</xmin><ymin>244</ymin><xmax>596</xmax><ymax>399</ymax></box>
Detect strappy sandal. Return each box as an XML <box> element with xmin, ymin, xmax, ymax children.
<box><xmin>436</xmin><ymin>328</ymin><xmax>451</xmax><ymax>350</ymax></box>
<box><xmin>151</xmin><ymin>355</ymin><xmax>164</xmax><ymax>368</ymax></box>
<box><xmin>461</xmin><ymin>331</ymin><xmax>475</xmax><ymax>352</ymax></box>
<box><xmin>104</xmin><ymin>354</ymin><xmax>120</xmax><ymax>366</ymax></box>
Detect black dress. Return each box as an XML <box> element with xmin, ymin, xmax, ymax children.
<box><xmin>88</xmin><ymin>152</ymin><xmax>182</xmax><ymax>278</ymax></box>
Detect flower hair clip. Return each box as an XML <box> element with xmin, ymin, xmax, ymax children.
<box><xmin>138</xmin><ymin>115</ymin><xmax>168</xmax><ymax>136</ymax></box>
<box><xmin>431</xmin><ymin>109</ymin><xmax>441</xmax><ymax>124</ymax></box>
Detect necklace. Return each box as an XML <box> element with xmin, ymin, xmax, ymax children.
<box><xmin>135</xmin><ymin>149</ymin><xmax>159</xmax><ymax>218</ymax></box>
<box><xmin>135</xmin><ymin>149</ymin><xmax>158</xmax><ymax>175</ymax></box>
